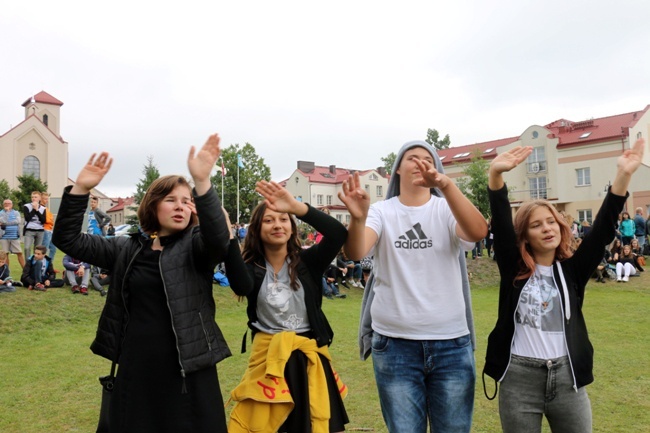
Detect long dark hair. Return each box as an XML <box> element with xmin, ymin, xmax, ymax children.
<box><xmin>242</xmin><ymin>201</ymin><xmax>303</xmax><ymax>290</ymax></box>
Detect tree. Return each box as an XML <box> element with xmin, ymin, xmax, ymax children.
<box><xmin>11</xmin><ymin>174</ymin><xmax>48</xmax><ymax>207</ymax></box>
<box><xmin>0</xmin><ymin>179</ymin><xmax>11</xmax><ymax>202</ymax></box>
<box><xmin>211</xmin><ymin>142</ymin><xmax>271</xmax><ymax>223</ymax></box>
<box><xmin>455</xmin><ymin>150</ymin><xmax>490</xmax><ymax>218</ymax></box>
<box><xmin>126</xmin><ymin>156</ymin><xmax>160</xmax><ymax>226</ymax></box>
<box><xmin>380</xmin><ymin>152</ymin><xmax>397</xmax><ymax>175</ymax></box>
<box><xmin>425</xmin><ymin>128</ymin><xmax>451</xmax><ymax>150</ymax></box>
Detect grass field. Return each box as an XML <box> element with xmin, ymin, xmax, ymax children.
<box><xmin>0</xmin><ymin>254</ymin><xmax>648</xmax><ymax>432</ymax></box>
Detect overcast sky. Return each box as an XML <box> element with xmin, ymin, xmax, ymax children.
<box><xmin>2</xmin><ymin>0</ymin><xmax>649</xmax><ymax>198</ymax></box>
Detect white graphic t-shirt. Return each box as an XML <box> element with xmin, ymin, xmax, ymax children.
<box><xmin>252</xmin><ymin>260</ymin><xmax>311</xmax><ymax>334</ymax></box>
<box><xmin>511</xmin><ymin>264</ymin><xmax>567</xmax><ymax>359</ymax></box>
<box><xmin>367</xmin><ymin>195</ymin><xmax>474</xmax><ymax>340</ymax></box>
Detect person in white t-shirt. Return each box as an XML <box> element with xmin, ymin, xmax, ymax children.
<box><xmin>484</xmin><ymin>139</ymin><xmax>645</xmax><ymax>433</ymax></box>
<box><xmin>340</xmin><ymin>141</ymin><xmax>487</xmax><ymax>433</ymax></box>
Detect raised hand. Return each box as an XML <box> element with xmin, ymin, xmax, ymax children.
<box><xmin>72</xmin><ymin>152</ymin><xmax>113</xmax><ymax>194</ymax></box>
<box><xmin>490</xmin><ymin>146</ymin><xmax>533</xmax><ymax>175</ymax></box>
<box><xmin>188</xmin><ymin>134</ymin><xmax>221</xmax><ymax>183</ymax></box>
<box><xmin>617</xmin><ymin>138</ymin><xmax>645</xmax><ymax>175</ymax></box>
<box><xmin>256</xmin><ymin>180</ymin><xmax>307</xmax><ymax>216</ymax></box>
<box><xmin>412</xmin><ymin>158</ymin><xmax>450</xmax><ymax>190</ymax></box>
<box><xmin>338</xmin><ymin>172</ymin><xmax>369</xmax><ymax>220</ymax></box>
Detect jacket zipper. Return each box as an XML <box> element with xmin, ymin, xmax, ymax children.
<box><xmin>198</xmin><ymin>312</ymin><xmax>212</xmax><ymax>351</ymax></box>
<box><xmin>158</xmin><ymin>248</ymin><xmax>188</xmax><ymax>394</ymax></box>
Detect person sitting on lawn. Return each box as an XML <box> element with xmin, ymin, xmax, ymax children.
<box><xmin>0</xmin><ymin>250</ymin><xmax>16</xmax><ymax>293</ymax></box>
<box><xmin>63</xmin><ymin>254</ymin><xmax>91</xmax><ymax>295</ymax></box>
<box><xmin>21</xmin><ymin>245</ymin><xmax>64</xmax><ymax>291</ymax></box>
<box><xmin>616</xmin><ymin>244</ymin><xmax>642</xmax><ymax>282</ymax></box>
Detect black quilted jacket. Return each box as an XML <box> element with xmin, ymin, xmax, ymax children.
<box><xmin>53</xmin><ymin>185</ymin><xmax>241</xmax><ymax>374</ymax></box>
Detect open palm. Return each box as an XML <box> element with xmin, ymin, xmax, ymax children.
<box><xmin>188</xmin><ymin>134</ymin><xmax>221</xmax><ymax>182</ymax></box>
<box><xmin>490</xmin><ymin>146</ymin><xmax>533</xmax><ymax>174</ymax></box>
<box><xmin>75</xmin><ymin>153</ymin><xmax>112</xmax><ymax>190</ymax></box>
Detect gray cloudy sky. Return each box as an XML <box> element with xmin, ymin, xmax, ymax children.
<box><xmin>2</xmin><ymin>0</ymin><xmax>649</xmax><ymax>198</ymax></box>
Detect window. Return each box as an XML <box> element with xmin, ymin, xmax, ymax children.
<box><xmin>326</xmin><ymin>195</ymin><xmax>332</xmax><ymax>205</ymax></box>
<box><xmin>369</xmin><ymin>173</ymin><xmax>378</xmax><ymax>181</ymax></box>
<box><xmin>530</xmin><ymin>177</ymin><xmax>547</xmax><ymax>200</ymax></box>
<box><xmin>345</xmin><ymin>214</ymin><xmax>351</xmax><ymax>224</ymax></box>
<box><xmin>527</xmin><ymin>147</ymin><xmax>546</xmax><ymax>173</ymax></box>
<box><xmin>365</xmin><ymin>184</ymin><xmax>370</xmax><ymax>193</ymax></box>
<box><xmin>23</xmin><ymin>156</ymin><xmax>40</xmax><ymax>179</ymax></box>
<box><xmin>336</xmin><ymin>214</ymin><xmax>342</xmax><ymax>222</ymax></box>
<box><xmin>576</xmin><ymin>168</ymin><xmax>591</xmax><ymax>186</ymax></box>
<box><xmin>316</xmin><ymin>194</ymin><xmax>323</xmax><ymax>205</ymax></box>
<box><xmin>376</xmin><ymin>185</ymin><xmax>383</xmax><ymax>197</ymax></box>
<box><xmin>43</xmin><ymin>114</ymin><xmax>49</xmax><ymax>126</ymax></box>
<box><xmin>579</xmin><ymin>132</ymin><xmax>592</xmax><ymax>139</ymax></box>
<box><xmin>577</xmin><ymin>209</ymin><xmax>592</xmax><ymax>224</ymax></box>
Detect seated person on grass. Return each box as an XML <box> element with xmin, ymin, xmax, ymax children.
<box><xmin>21</xmin><ymin>245</ymin><xmax>64</xmax><ymax>291</ymax></box>
<box><xmin>0</xmin><ymin>250</ymin><xmax>16</xmax><ymax>292</ymax></box>
<box><xmin>63</xmin><ymin>254</ymin><xmax>91</xmax><ymax>295</ymax></box>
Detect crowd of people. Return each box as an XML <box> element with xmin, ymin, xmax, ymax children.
<box><xmin>0</xmin><ymin>134</ymin><xmax>647</xmax><ymax>433</ymax></box>
<box><xmin>0</xmin><ymin>188</ymin><xmax>113</xmax><ymax>294</ymax></box>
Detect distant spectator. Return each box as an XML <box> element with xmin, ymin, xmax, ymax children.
<box><xmin>40</xmin><ymin>192</ymin><xmax>57</xmax><ymax>262</ymax></box>
<box><xmin>616</xmin><ymin>244</ymin><xmax>639</xmax><ymax>282</ymax></box>
<box><xmin>88</xmin><ymin>196</ymin><xmax>111</xmax><ymax>236</ymax></box>
<box><xmin>23</xmin><ymin>191</ymin><xmax>46</xmax><ymax>258</ymax></box>
<box><xmin>619</xmin><ymin>211</ymin><xmax>635</xmax><ymax>245</ymax></box>
<box><xmin>0</xmin><ymin>199</ymin><xmax>25</xmax><ymax>268</ymax></box>
<box><xmin>21</xmin><ymin>245</ymin><xmax>64</xmax><ymax>291</ymax></box>
<box><xmin>90</xmin><ymin>268</ymin><xmax>110</xmax><ymax>297</ymax></box>
<box><xmin>237</xmin><ymin>223</ymin><xmax>247</xmax><ymax>244</ymax></box>
<box><xmin>63</xmin><ymin>254</ymin><xmax>91</xmax><ymax>295</ymax></box>
<box><xmin>634</xmin><ymin>207</ymin><xmax>646</xmax><ymax>247</ymax></box>
<box><xmin>0</xmin><ymin>250</ymin><xmax>16</xmax><ymax>292</ymax></box>
<box><xmin>106</xmin><ymin>223</ymin><xmax>115</xmax><ymax>237</ymax></box>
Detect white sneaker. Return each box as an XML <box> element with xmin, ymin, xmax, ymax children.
<box><xmin>352</xmin><ymin>281</ymin><xmax>360</xmax><ymax>288</ymax></box>
<box><xmin>622</xmin><ymin>276</ymin><xmax>629</xmax><ymax>282</ymax></box>
<box><xmin>617</xmin><ymin>277</ymin><xmax>622</xmax><ymax>282</ymax></box>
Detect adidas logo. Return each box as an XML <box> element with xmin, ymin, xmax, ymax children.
<box><xmin>394</xmin><ymin>223</ymin><xmax>433</xmax><ymax>249</ymax></box>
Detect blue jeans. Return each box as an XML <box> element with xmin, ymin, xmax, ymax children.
<box><xmin>42</xmin><ymin>230</ymin><xmax>57</xmax><ymax>261</ymax></box>
<box><xmin>371</xmin><ymin>333</ymin><xmax>475</xmax><ymax>433</ymax></box>
<box><xmin>499</xmin><ymin>355</ymin><xmax>591</xmax><ymax>433</ymax></box>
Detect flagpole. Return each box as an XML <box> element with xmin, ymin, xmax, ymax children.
<box><xmin>237</xmin><ymin>156</ymin><xmax>240</xmax><ymax>224</ymax></box>
<box><xmin>220</xmin><ymin>156</ymin><xmax>224</xmax><ymax>205</ymax></box>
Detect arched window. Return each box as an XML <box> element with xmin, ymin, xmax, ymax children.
<box><xmin>43</xmin><ymin>114</ymin><xmax>49</xmax><ymax>126</ymax></box>
<box><xmin>23</xmin><ymin>156</ymin><xmax>41</xmax><ymax>179</ymax></box>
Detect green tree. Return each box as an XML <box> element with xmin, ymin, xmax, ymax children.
<box><xmin>455</xmin><ymin>149</ymin><xmax>490</xmax><ymax>218</ymax></box>
<box><xmin>211</xmin><ymin>142</ymin><xmax>271</xmax><ymax>223</ymax></box>
<box><xmin>11</xmin><ymin>174</ymin><xmax>48</xmax><ymax>207</ymax></box>
<box><xmin>425</xmin><ymin>128</ymin><xmax>451</xmax><ymax>150</ymax></box>
<box><xmin>0</xmin><ymin>179</ymin><xmax>11</xmax><ymax>202</ymax></box>
<box><xmin>380</xmin><ymin>152</ymin><xmax>397</xmax><ymax>175</ymax></box>
<box><xmin>126</xmin><ymin>156</ymin><xmax>160</xmax><ymax>226</ymax></box>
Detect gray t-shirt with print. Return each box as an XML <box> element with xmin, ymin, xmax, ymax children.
<box><xmin>252</xmin><ymin>260</ymin><xmax>311</xmax><ymax>334</ymax></box>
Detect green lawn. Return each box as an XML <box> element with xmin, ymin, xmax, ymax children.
<box><xmin>0</xmin><ymin>255</ymin><xmax>648</xmax><ymax>432</ymax></box>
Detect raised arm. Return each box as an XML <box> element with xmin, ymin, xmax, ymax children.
<box><xmin>488</xmin><ymin>146</ymin><xmax>533</xmax><ymax>191</ymax></box>
<box><xmin>188</xmin><ymin>133</ymin><xmax>221</xmax><ymax>196</ymax></box>
<box><xmin>413</xmin><ymin>158</ymin><xmax>487</xmax><ymax>243</ymax></box>
<box><xmin>255</xmin><ymin>180</ymin><xmax>308</xmax><ymax>218</ymax></box>
<box><xmin>338</xmin><ymin>172</ymin><xmax>376</xmax><ymax>260</ymax></box>
<box><xmin>610</xmin><ymin>138</ymin><xmax>645</xmax><ymax>196</ymax></box>
<box><xmin>70</xmin><ymin>153</ymin><xmax>113</xmax><ymax>195</ymax></box>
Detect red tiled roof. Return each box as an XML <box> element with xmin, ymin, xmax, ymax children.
<box><xmin>107</xmin><ymin>197</ymin><xmax>135</xmax><ymax>212</ymax></box>
<box><xmin>22</xmin><ymin>91</ymin><xmax>64</xmax><ymax>107</ymax></box>
<box><xmin>283</xmin><ymin>166</ymin><xmax>386</xmax><ymax>185</ymax></box>
<box><xmin>546</xmin><ymin>107</ymin><xmax>649</xmax><ymax>148</ymax></box>
<box><xmin>438</xmin><ymin>136</ymin><xmax>519</xmax><ymax>165</ymax></box>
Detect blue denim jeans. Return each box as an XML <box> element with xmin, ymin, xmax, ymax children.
<box><xmin>42</xmin><ymin>230</ymin><xmax>57</xmax><ymax>261</ymax></box>
<box><xmin>371</xmin><ymin>333</ymin><xmax>475</xmax><ymax>433</ymax></box>
<box><xmin>499</xmin><ymin>355</ymin><xmax>591</xmax><ymax>433</ymax></box>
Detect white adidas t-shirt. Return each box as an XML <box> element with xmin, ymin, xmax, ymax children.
<box><xmin>367</xmin><ymin>195</ymin><xmax>474</xmax><ymax>340</ymax></box>
<box><xmin>511</xmin><ymin>264</ymin><xmax>567</xmax><ymax>359</ymax></box>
